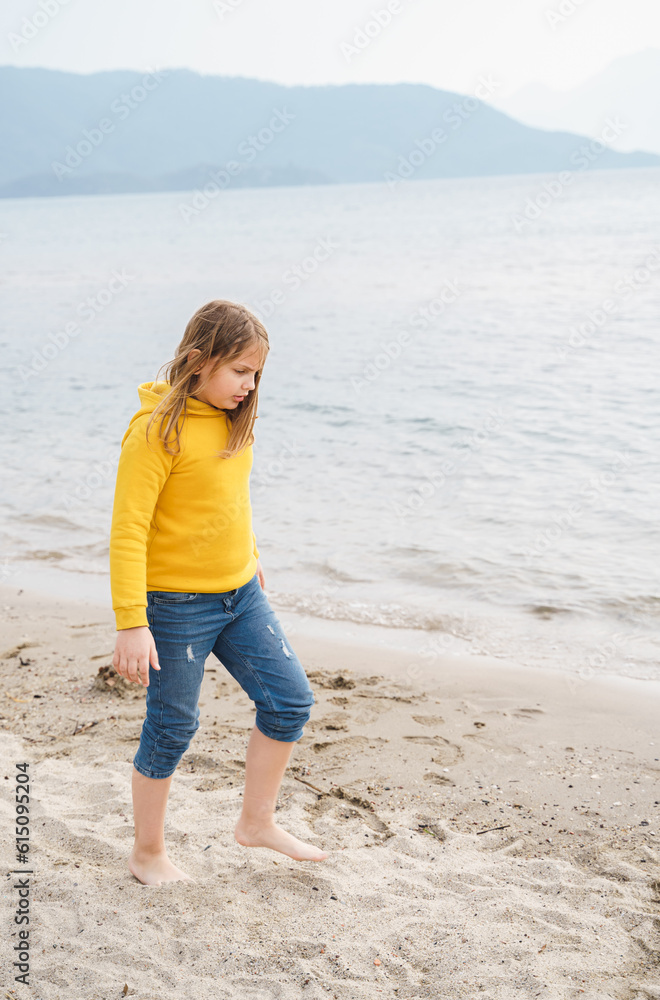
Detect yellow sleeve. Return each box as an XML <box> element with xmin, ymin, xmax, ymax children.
<box><xmin>252</xmin><ymin>530</ymin><xmax>260</xmax><ymax>560</ymax></box>
<box><xmin>109</xmin><ymin>415</ymin><xmax>174</xmax><ymax>630</ymax></box>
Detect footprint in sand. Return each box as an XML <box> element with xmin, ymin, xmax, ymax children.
<box><xmin>306</xmin><ymin>670</ymin><xmax>356</xmax><ymax>690</ymax></box>
<box><xmin>403</xmin><ymin>734</ymin><xmax>463</xmax><ymax>766</ymax></box>
<box><xmin>411</xmin><ymin>714</ymin><xmax>445</xmax><ymax>726</ymax></box>
<box><xmin>311</xmin><ymin>735</ymin><xmax>389</xmax><ymax>754</ymax></box>
<box><xmin>461</xmin><ymin>732</ymin><xmax>523</xmax><ymax>755</ymax></box>
<box><xmin>423</xmin><ymin>772</ymin><xmax>455</xmax><ymax>786</ymax></box>
<box><xmin>305</xmin><ymin>787</ymin><xmax>392</xmax><ymax>839</ymax></box>
<box><xmin>305</xmin><ymin>714</ymin><xmax>349</xmax><ymax>734</ymax></box>
<box><xmin>403</xmin><ymin>735</ymin><xmax>442</xmax><ymax>745</ymax></box>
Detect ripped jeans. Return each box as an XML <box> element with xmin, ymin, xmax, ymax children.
<box><xmin>132</xmin><ymin>572</ymin><xmax>316</xmax><ymax>779</ymax></box>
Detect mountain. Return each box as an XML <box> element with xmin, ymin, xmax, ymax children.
<box><xmin>1</xmin><ymin>65</ymin><xmax>658</xmax><ymax>198</ymax></box>
<box><xmin>490</xmin><ymin>49</ymin><xmax>660</xmax><ymax>156</ymax></box>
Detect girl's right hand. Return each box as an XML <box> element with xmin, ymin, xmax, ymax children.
<box><xmin>112</xmin><ymin>626</ymin><xmax>160</xmax><ymax>687</ymax></box>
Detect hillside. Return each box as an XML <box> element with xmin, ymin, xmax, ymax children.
<box><xmin>1</xmin><ymin>66</ymin><xmax>657</xmax><ymax>197</ymax></box>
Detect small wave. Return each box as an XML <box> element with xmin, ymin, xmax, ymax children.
<box><xmin>56</xmin><ymin>562</ymin><xmax>108</xmax><ymax>576</ymax></box>
<box><xmin>270</xmin><ymin>591</ymin><xmax>469</xmax><ymax>633</ymax></box>
<box><xmin>526</xmin><ymin>604</ymin><xmax>576</xmax><ymax>619</ymax></box>
<box><xmin>23</xmin><ymin>549</ymin><xmax>67</xmax><ymax>562</ymax></box>
<box><xmin>286</xmin><ymin>401</ymin><xmax>353</xmax><ymax>415</ymax></box>
<box><xmin>310</xmin><ymin>560</ymin><xmax>377</xmax><ymax>584</ymax></box>
<box><xmin>13</xmin><ymin>540</ymin><xmax>109</xmax><ymax>572</ymax></box>
<box><xmin>12</xmin><ymin>512</ymin><xmax>92</xmax><ymax>532</ymax></box>
<box><xmin>68</xmin><ymin>541</ymin><xmax>110</xmax><ymax>558</ymax></box>
<box><xmin>19</xmin><ymin>553</ymin><xmax>108</xmax><ymax>575</ymax></box>
<box><xmin>598</xmin><ymin>594</ymin><xmax>660</xmax><ymax>619</ymax></box>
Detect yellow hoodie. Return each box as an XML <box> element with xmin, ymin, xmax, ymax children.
<box><xmin>109</xmin><ymin>381</ymin><xmax>259</xmax><ymax>630</ymax></box>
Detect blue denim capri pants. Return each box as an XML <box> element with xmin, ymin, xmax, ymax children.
<box><xmin>132</xmin><ymin>572</ymin><xmax>315</xmax><ymax>780</ymax></box>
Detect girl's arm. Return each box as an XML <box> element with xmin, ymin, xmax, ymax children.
<box><xmin>109</xmin><ymin>414</ymin><xmax>174</xmax><ymax>631</ymax></box>
<box><xmin>109</xmin><ymin>414</ymin><xmax>174</xmax><ymax>685</ymax></box>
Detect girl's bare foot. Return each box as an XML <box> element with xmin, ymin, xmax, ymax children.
<box><xmin>128</xmin><ymin>847</ymin><xmax>195</xmax><ymax>886</ymax></box>
<box><xmin>234</xmin><ymin>819</ymin><xmax>328</xmax><ymax>861</ymax></box>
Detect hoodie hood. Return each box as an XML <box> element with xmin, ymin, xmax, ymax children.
<box><xmin>136</xmin><ymin>381</ymin><xmax>227</xmax><ymax>418</ymax></box>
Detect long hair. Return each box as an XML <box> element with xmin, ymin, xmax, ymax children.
<box><xmin>146</xmin><ymin>300</ymin><xmax>270</xmax><ymax>459</ymax></box>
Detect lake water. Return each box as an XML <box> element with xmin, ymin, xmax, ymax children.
<box><xmin>1</xmin><ymin>167</ymin><xmax>659</xmax><ymax>680</ymax></box>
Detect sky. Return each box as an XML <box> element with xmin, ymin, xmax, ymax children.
<box><xmin>2</xmin><ymin>0</ymin><xmax>660</xmax><ymax>98</ymax></box>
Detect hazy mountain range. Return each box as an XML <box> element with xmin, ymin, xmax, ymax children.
<box><xmin>1</xmin><ymin>65</ymin><xmax>658</xmax><ymax>199</ymax></box>
<box><xmin>491</xmin><ymin>49</ymin><xmax>660</xmax><ymax>156</ymax></box>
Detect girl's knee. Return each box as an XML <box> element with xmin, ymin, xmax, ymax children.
<box><xmin>256</xmin><ymin>686</ymin><xmax>315</xmax><ymax>742</ymax></box>
<box><xmin>255</xmin><ymin>715</ymin><xmax>308</xmax><ymax>742</ymax></box>
<box><xmin>134</xmin><ymin>717</ymin><xmax>200</xmax><ymax>777</ymax></box>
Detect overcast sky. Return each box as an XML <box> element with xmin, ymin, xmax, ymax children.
<box><xmin>2</xmin><ymin>0</ymin><xmax>659</xmax><ymax>97</ymax></box>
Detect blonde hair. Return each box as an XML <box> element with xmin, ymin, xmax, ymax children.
<box><xmin>146</xmin><ymin>299</ymin><xmax>269</xmax><ymax>459</ymax></box>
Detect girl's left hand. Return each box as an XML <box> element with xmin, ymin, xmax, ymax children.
<box><xmin>256</xmin><ymin>557</ymin><xmax>265</xmax><ymax>590</ymax></box>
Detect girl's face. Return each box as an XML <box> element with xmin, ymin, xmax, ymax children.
<box><xmin>188</xmin><ymin>345</ymin><xmax>263</xmax><ymax>410</ymax></box>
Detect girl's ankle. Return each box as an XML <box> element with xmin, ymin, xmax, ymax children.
<box><xmin>236</xmin><ymin>815</ymin><xmax>275</xmax><ymax>832</ymax></box>
<box><xmin>130</xmin><ymin>844</ymin><xmax>167</xmax><ymax>859</ymax></box>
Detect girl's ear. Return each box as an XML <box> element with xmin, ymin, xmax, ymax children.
<box><xmin>187</xmin><ymin>348</ymin><xmax>202</xmax><ymax>374</ymax></box>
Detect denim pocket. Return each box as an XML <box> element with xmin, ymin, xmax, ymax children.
<box><xmin>151</xmin><ymin>592</ymin><xmax>198</xmax><ymax>604</ymax></box>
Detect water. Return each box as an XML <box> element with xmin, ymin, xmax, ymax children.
<box><xmin>1</xmin><ymin>168</ymin><xmax>659</xmax><ymax>680</ymax></box>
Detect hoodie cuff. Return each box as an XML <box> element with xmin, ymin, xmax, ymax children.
<box><xmin>115</xmin><ymin>606</ymin><xmax>149</xmax><ymax>630</ymax></box>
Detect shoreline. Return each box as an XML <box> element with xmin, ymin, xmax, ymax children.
<box><xmin>1</xmin><ymin>581</ymin><xmax>659</xmax><ymax>996</ymax></box>
<box><xmin>3</xmin><ymin>559</ymin><xmax>659</xmax><ymax>686</ymax></box>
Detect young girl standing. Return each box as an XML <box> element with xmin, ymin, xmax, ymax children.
<box><xmin>110</xmin><ymin>299</ymin><xmax>327</xmax><ymax>885</ymax></box>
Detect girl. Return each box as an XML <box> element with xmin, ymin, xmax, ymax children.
<box><xmin>110</xmin><ymin>299</ymin><xmax>327</xmax><ymax>886</ymax></box>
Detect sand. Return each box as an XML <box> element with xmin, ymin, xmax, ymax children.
<box><xmin>0</xmin><ymin>581</ymin><xmax>659</xmax><ymax>1000</ymax></box>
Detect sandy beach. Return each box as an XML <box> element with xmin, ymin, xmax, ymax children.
<box><xmin>1</xmin><ymin>581</ymin><xmax>659</xmax><ymax>999</ymax></box>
